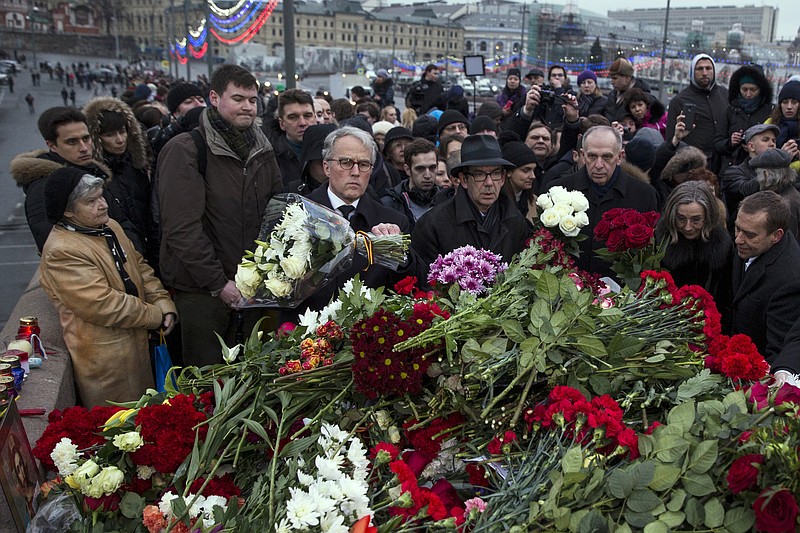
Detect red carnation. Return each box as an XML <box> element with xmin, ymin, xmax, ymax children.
<box><xmin>189</xmin><ymin>473</ymin><xmax>241</xmax><ymax>499</ymax></box>
<box><xmin>727</xmin><ymin>454</ymin><xmax>764</xmax><ymax>494</ymax></box>
<box><xmin>394</xmin><ymin>276</ymin><xmax>418</xmax><ymax>295</ymax></box>
<box><xmin>753</xmin><ymin>488</ymin><xmax>798</xmax><ymax>532</ymax></box>
<box><xmin>370</xmin><ymin>442</ymin><xmax>400</xmax><ymax>461</ymax></box>
<box><xmin>466</xmin><ymin>463</ymin><xmax>489</xmax><ymax>487</ymax></box>
<box><xmin>617</xmin><ymin>428</ymin><xmax>640</xmax><ymax>459</ymax></box>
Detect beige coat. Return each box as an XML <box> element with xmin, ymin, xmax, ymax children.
<box><xmin>39</xmin><ymin>219</ymin><xmax>177</xmax><ymax>407</ymax></box>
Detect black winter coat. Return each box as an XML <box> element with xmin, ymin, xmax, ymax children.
<box><xmin>604</xmin><ymin>78</ymin><xmax>650</xmax><ymax>122</ymax></box>
<box><xmin>665</xmin><ymin>83</ymin><xmax>729</xmax><ymax>171</ymax></box>
<box><xmin>732</xmin><ymin>234</ymin><xmax>800</xmax><ymax>364</ymax></box>
<box><xmin>371</xmin><ymin>77</ymin><xmax>395</xmax><ymax>108</ymax></box>
<box><xmin>579</xmin><ymin>92</ymin><xmax>608</xmax><ymax>118</ymax></box>
<box><xmin>721</xmin><ymin>160</ymin><xmax>757</xmax><ymax>229</ymax></box>
<box><xmin>268</xmin><ymin>131</ymin><xmax>299</xmax><ymax>187</ymax></box>
<box><xmin>544</xmin><ymin>167</ymin><xmax>659</xmax><ymax>277</ymax></box>
<box><xmin>714</xmin><ymin>65</ymin><xmax>774</xmax><ymax>171</ymax></box>
<box><xmin>411</xmin><ymin>187</ymin><xmax>530</xmax><ymax>280</ymax></box>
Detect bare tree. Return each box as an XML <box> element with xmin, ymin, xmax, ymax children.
<box><xmin>92</xmin><ymin>0</ymin><xmax>128</xmax><ymax>36</ymax></box>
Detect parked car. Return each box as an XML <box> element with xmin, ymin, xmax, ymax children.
<box><xmin>458</xmin><ymin>78</ymin><xmax>475</xmax><ymax>96</ymax></box>
<box><xmin>476</xmin><ymin>79</ymin><xmax>498</xmax><ymax>97</ymax></box>
<box><xmin>0</xmin><ymin>60</ymin><xmax>21</xmax><ymax>74</ymax></box>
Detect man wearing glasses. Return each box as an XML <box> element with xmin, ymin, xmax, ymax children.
<box><xmin>302</xmin><ymin>126</ymin><xmax>415</xmax><ymax>310</ymax></box>
<box><xmin>412</xmin><ymin>135</ymin><xmax>531</xmax><ymax>279</ymax></box>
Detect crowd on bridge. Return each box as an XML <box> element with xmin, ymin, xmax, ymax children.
<box><xmin>7</xmin><ymin>53</ymin><xmax>800</xmax><ymax>408</ymax></box>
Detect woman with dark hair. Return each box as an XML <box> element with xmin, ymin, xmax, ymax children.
<box><xmin>576</xmin><ymin>70</ymin><xmax>607</xmax><ymax>117</ymax></box>
<box><xmin>496</xmin><ymin>68</ymin><xmax>527</xmax><ymax>119</ymax></box>
<box><xmin>655</xmin><ymin>181</ymin><xmax>733</xmax><ymax>322</ymax></box>
<box><xmin>714</xmin><ymin>64</ymin><xmax>774</xmax><ymax>171</ymax></box>
<box><xmin>501</xmin><ymin>141</ymin><xmax>538</xmax><ymax>221</ymax></box>
<box><xmin>39</xmin><ymin>168</ymin><xmax>177</xmax><ymax>407</ymax></box>
<box><xmin>83</xmin><ymin>97</ymin><xmax>154</xmax><ymax>263</ymax></box>
<box><xmin>766</xmin><ymin>80</ymin><xmax>800</xmax><ymax>174</ymax></box>
<box><xmin>624</xmin><ymin>88</ymin><xmax>667</xmax><ymax>139</ymax></box>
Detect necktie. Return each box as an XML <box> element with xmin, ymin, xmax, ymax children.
<box><xmin>338</xmin><ymin>205</ymin><xmax>355</xmax><ymax>220</ymax></box>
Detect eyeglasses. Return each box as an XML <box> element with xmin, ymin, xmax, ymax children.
<box><xmin>676</xmin><ymin>215</ymin><xmax>705</xmax><ymax>227</ymax></box>
<box><xmin>465</xmin><ymin>169</ymin><xmax>505</xmax><ymax>182</ymax></box>
<box><xmin>327</xmin><ymin>157</ymin><xmax>373</xmax><ymax>172</ymax></box>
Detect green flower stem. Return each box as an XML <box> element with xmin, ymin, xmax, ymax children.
<box><xmin>267</xmin><ymin>415</ymin><xmax>286</xmax><ymax>526</ymax></box>
<box><xmin>511</xmin><ymin>367</ymin><xmax>539</xmax><ymax>427</ymax></box>
<box><xmin>480</xmin><ymin>367</ymin><xmax>533</xmax><ymax>419</ymax></box>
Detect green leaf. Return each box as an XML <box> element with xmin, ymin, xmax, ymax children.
<box><xmin>704</xmin><ymin>498</ymin><xmax>724</xmax><ymax>528</ymax></box>
<box><xmin>606</xmin><ymin>334</ymin><xmax>644</xmax><ymax>358</ymax></box>
<box><xmin>655</xmin><ymin>434</ymin><xmax>690</xmax><ymax>463</ymax></box>
<box><xmin>627</xmin><ymin>489</ymin><xmax>661</xmax><ymax>513</ymax></box>
<box><xmin>688</xmin><ymin>440</ymin><xmax>718</xmax><ymax>474</ymax></box>
<box><xmin>535</xmin><ymin>270</ymin><xmax>560</xmax><ymax>301</ymax></box>
<box><xmin>119</xmin><ymin>492</ymin><xmax>145</xmax><ymax>519</ymax></box>
<box><xmin>644</xmin><ymin>354</ymin><xmax>666</xmax><ymax>363</ymax></box>
<box><xmin>658</xmin><ymin>511</ymin><xmax>685</xmax><ymax>528</ymax></box>
<box><xmin>242</xmin><ymin>418</ymin><xmax>270</xmax><ymax>442</ymax></box>
<box><xmin>676</xmin><ymin>369</ymin><xmax>723</xmax><ymax>402</ymax></box>
<box><xmin>649</xmin><ymin>465</ymin><xmax>681</xmax><ymax>491</ymax></box>
<box><xmin>722</xmin><ymin>390</ymin><xmax>748</xmax><ymax>414</ymax></box>
<box><xmin>588</xmin><ymin>374</ymin><xmax>612</xmax><ymax>395</ymax></box>
<box><xmin>642</xmin><ymin>521</ymin><xmax>669</xmax><ymax>533</ymax></box>
<box><xmin>624</xmin><ymin>510</ymin><xmax>655</xmax><ymax>529</ymax></box>
<box><xmin>500</xmin><ymin>319</ymin><xmax>527</xmax><ymax>343</ymax></box>
<box><xmin>615</xmin><ymin>524</ymin><xmax>632</xmax><ymax>533</ymax></box>
<box><xmin>529</xmin><ymin>298</ymin><xmax>550</xmax><ymax>328</ymax></box>
<box><xmin>666</xmin><ymin>489</ymin><xmax>686</xmax><ymax>512</ymax></box>
<box><xmin>631</xmin><ymin>460</ymin><xmax>656</xmax><ymax>490</ymax></box>
<box><xmin>561</xmin><ymin>446</ymin><xmax>583</xmax><ymax>474</ymax></box>
<box><xmin>638</xmin><ymin>434</ymin><xmax>654</xmax><ymax>458</ymax></box>
<box><xmin>723</xmin><ymin>506</ymin><xmax>756</xmax><ymax>533</ymax></box>
<box><xmin>667</xmin><ymin>400</ymin><xmax>696</xmax><ymax>433</ymax></box>
<box><xmin>682</xmin><ymin>472</ymin><xmax>715</xmax><ymax>497</ymax></box>
<box><xmin>607</xmin><ymin>469</ymin><xmax>633</xmax><ymax>499</ymax></box>
<box><xmin>578</xmin><ymin>509</ymin><xmax>608</xmax><ymax>533</ymax></box>
<box><xmin>575</xmin><ymin>336</ymin><xmax>607</xmax><ymax>357</ymax></box>
<box><xmin>685</xmin><ymin>497</ymin><xmax>705</xmax><ymax>528</ymax></box>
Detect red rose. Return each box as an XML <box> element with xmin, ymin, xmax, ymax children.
<box><xmin>621</xmin><ymin>211</ymin><xmax>646</xmax><ymax>226</ymax></box>
<box><xmin>774</xmin><ymin>383</ymin><xmax>800</xmax><ymax>408</ymax></box>
<box><xmin>642</xmin><ymin>211</ymin><xmax>660</xmax><ymax>227</ymax></box>
<box><xmin>726</xmin><ymin>454</ymin><xmax>764</xmax><ymax>494</ymax></box>
<box><xmin>603</xmin><ymin>229</ymin><xmax>624</xmax><ymax>252</ymax></box>
<box><xmin>84</xmin><ymin>493</ymin><xmax>121</xmax><ymax>512</ymax></box>
<box><xmin>403</xmin><ymin>450</ymin><xmax>434</xmax><ymax>477</ymax></box>
<box><xmin>602</xmin><ymin>208</ymin><xmax>627</xmax><ymax>222</ymax></box>
<box><xmin>746</xmin><ymin>382</ymin><xmax>771</xmax><ymax>410</ymax></box>
<box><xmin>623</xmin><ymin>224</ymin><xmax>654</xmax><ymax>249</ymax></box>
<box><xmin>430</xmin><ymin>479</ymin><xmax>462</xmax><ymax>513</ymax></box>
<box><xmin>594</xmin><ymin>219</ymin><xmax>612</xmax><ymax>240</ymax></box>
<box><xmin>753</xmin><ymin>488</ymin><xmax>798</xmax><ymax>532</ymax></box>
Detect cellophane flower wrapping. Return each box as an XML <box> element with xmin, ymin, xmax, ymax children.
<box><xmin>235</xmin><ymin>194</ymin><xmax>409</xmax><ymax>308</ymax></box>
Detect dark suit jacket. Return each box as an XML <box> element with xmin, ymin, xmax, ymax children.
<box><xmin>732</xmin><ymin>234</ymin><xmax>800</xmax><ymax>364</ymax></box>
<box><xmin>544</xmin><ymin>167</ymin><xmax>659</xmax><ymax>277</ymax></box>
<box><xmin>297</xmin><ymin>185</ymin><xmax>413</xmax><ymax>312</ymax></box>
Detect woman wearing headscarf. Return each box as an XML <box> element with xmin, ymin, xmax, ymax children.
<box><xmin>83</xmin><ymin>97</ymin><xmax>155</xmax><ymax>263</ymax></box>
<box><xmin>39</xmin><ymin>167</ymin><xmax>177</xmax><ymax>408</ymax></box>
<box><xmin>714</xmin><ymin>65</ymin><xmax>774</xmax><ymax>172</ymax></box>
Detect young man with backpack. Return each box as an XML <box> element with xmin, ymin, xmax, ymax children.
<box><xmin>157</xmin><ymin>65</ymin><xmax>283</xmax><ymax>367</ymax></box>
<box><xmin>405</xmin><ymin>64</ymin><xmax>444</xmax><ymax>115</ymax></box>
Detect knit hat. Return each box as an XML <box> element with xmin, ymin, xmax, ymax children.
<box><xmin>166</xmin><ymin>82</ymin><xmax>204</xmax><ymax>114</ymax></box>
<box><xmin>372</xmin><ymin>120</ymin><xmax>395</xmax><ymax>136</ymax></box>
<box><xmin>501</xmin><ymin>141</ymin><xmax>537</xmax><ymax>168</ymax></box>
<box><xmin>477</xmin><ymin>101</ymin><xmax>503</xmax><ymax>120</ymax></box>
<box><xmin>469</xmin><ymin>115</ymin><xmax>497</xmax><ymax>135</ymax></box>
<box><xmin>133</xmin><ymin>83</ymin><xmax>152</xmax><ymax>102</ymax></box>
<box><xmin>412</xmin><ymin>115</ymin><xmax>438</xmax><ymax>143</ymax></box>
<box><xmin>339</xmin><ymin>115</ymin><xmax>372</xmax><ymax>134</ymax></box>
<box><xmin>383</xmin><ymin>126</ymin><xmax>414</xmax><ymax>156</ymax></box>
<box><xmin>749</xmin><ymin>148</ymin><xmax>793</xmax><ymax>169</ymax></box>
<box><xmin>624</xmin><ymin>137</ymin><xmax>656</xmax><ymax>171</ymax></box>
<box><xmin>377</xmin><ymin>68</ymin><xmax>389</xmax><ymax>78</ymax></box>
<box><xmin>526</xmin><ymin>69</ymin><xmax>544</xmax><ymax>79</ymax></box>
<box><xmin>743</xmin><ymin>123</ymin><xmax>780</xmax><ymax>144</ymax></box>
<box><xmin>437</xmin><ymin>109</ymin><xmax>468</xmax><ymax>136</ymax></box>
<box><xmin>609</xmin><ymin>58</ymin><xmax>634</xmax><ymax>77</ymax></box>
<box><xmin>778</xmin><ymin>80</ymin><xmax>800</xmax><ymax>103</ymax></box>
<box><xmin>45</xmin><ymin>167</ymin><xmax>92</xmax><ymax>223</ymax></box>
<box><xmin>632</xmin><ymin>127</ymin><xmax>664</xmax><ymax>150</ymax></box>
<box><xmin>577</xmin><ymin>69</ymin><xmax>597</xmax><ymax>85</ymax></box>
<box><xmin>507</xmin><ymin>68</ymin><xmax>521</xmax><ymax>80</ymax></box>
<box><xmin>449</xmin><ymin>85</ymin><xmax>464</xmax><ymax>98</ymax></box>
<box><xmin>98</xmin><ymin>110</ymin><xmax>126</xmax><ymax>135</ymax></box>
<box><xmin>428</xmin><ymin>109</ymin><xmax>444</xmax><ymax>121</ymax></box>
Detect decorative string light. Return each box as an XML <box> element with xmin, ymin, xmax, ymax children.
<box><xmin>208</xmin><ymin>0</ymin><xmax>250</xmax><ymax>18</ymax></box>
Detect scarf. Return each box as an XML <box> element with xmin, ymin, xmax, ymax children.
<box><xmin>403</xmin><ymin>181</ymin><xmax>439</xmax><ymax>207</ymax></box>
<box><xmin>57</xmin><ymin>221</ymin><xmax>139</xmax><ymax>297</ymax></box>
<box><xmin>206</xmin><ymin>106</ymin><xmax>255</xmax><ymax>162</ymax></box>
<box><xmin>777</xmin><ymin>117</ymin><xmax>799</xmax><ymax>149</ymax></box>
<box><xmin>737</xmin><ymin>94</ymin><xmax>763</xmax><ymax>115</ymax></box>
<box><xmin>589</xmin><ymin>167</ymin><xmax>620</xmax><ymax>198</ymax></box>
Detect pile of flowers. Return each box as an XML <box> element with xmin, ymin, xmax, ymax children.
<box><xmin>427</xmin><ymin>245</ymin><xmax>507</xmax><ymax>295</ymax></box>
<box><xmin>279</xmin><ymin>321</ymin><xmax>344</xmax><ymax>375</ymax></box>
<box><xmin>536</xmin><ymin>186</ymin><xmax>590</xmax><ymax>238</ymax></box>
<box><xmin>706</xmin><ymin>334</ymin><xmax>769</xmax><ymax>381</ymax></box>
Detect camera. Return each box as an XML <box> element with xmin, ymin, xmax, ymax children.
<box><xmin>538</xmin><ymin>84</ymin><xmax>556</xmax><ymax>106</ymax></box>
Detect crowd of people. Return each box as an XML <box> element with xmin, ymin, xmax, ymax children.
<box><xmin>9</xmin><ymin>55</ymin><xmax>800</xmax><ymax>406</ymax></box>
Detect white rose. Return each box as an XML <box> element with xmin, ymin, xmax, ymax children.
<box><xmin>575</xmin><ymin>211</ymin><xmax>590</xmax><ymax>227</ymax></box>
<box><xmin>70</xmin><ymin>459</ymin><xmax>100</xmax><ymax>490</ymax></box>
<box><xmin>551</xmin><ymin>203</ymin><xmax>572</xmax><ymax>218</ymax></box>
<box><xmin>280</xmin><ymin>256</ymin><xmax>307</xmax><ymax>280</ymax></box>
<box><xmin>536</xmin><ymin>193</ymin><xmax>554</xmax><ymax>210</ymax></box>
<box><xmin>540</xmin><ymin>207</ymin><xmax>562</xmax><ymax>227</ymax></box>
<box><xmin>235</xmin><ymin>263</ymin><xmax>261</xmax><ymax>298</ymax></box>
<box><xmin>558</xmin><ymin>215</ymin><xmax>581</xmax><ymax>237</ymax></box>
<box><xmin>265</xmin><ymin>277</ymin><xmax>293</xmax><ymax>298</ymax></box>
<box><xmin>569</xmin><ymin>190</ymin><xmax>590</xmax><ymax>213</ymax></box>
<box><xmin>548</xmin><ymin>186</ymin><xmax>572</xmax><ymax>206</ymax></box>
<box><xmin>112</xmin><ymin>431</ymin><xmax>144</xmax><ymax>452</ymax></box>
<box><xmin>85</xmin><ymin>466</ymin><xmax>124</xmax><ymax>498</ymax></box>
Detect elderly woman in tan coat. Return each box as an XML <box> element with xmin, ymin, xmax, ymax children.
<box><xmin>39</xmin><ymin>167</ymin><xmax>177</xmax><ymax>407</ymax></box>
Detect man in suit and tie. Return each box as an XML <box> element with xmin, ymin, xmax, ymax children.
<box><xmin>732</xmin><ymin>191</ymin><xmax>800</xmax><ymax>365</ymax></box>
<box><xmin>302</xmin><ymin>126</ymin><xmax>414</xmax><ymax>311</ymax></box>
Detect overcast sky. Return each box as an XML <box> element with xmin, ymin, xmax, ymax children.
<box><xmin>570</xmin><ymin>0</ymin><xmax>797</xmax><ymax>41</ymax></box>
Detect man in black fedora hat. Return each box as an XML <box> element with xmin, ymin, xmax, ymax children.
<box><xmin>412</xmin><ymin>135</ymin><xmax>531</xmax><ymax>279</ymax></box>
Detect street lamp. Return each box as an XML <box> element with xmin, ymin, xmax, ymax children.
<box><xmin>26</xmin><ymin>1</ymin><xmax>39</xmax><ymax>69</ymax></box>
<box><xmin>658</xmin><ymin>0</ymin><xmax>671</xmax><ymax>102</ymax></box>
<box><xmin>354</xmin><ymin>23</ymin><xmax>359</xmax><ymax>71</ymax></box>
